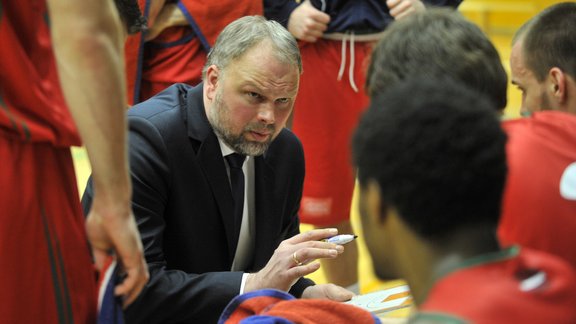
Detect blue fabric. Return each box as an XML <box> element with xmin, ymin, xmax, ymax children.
<box><xmin>240</xmin><ymin>316</ymin><xmax>295</xmax><ymax>324</ymax></box>
<box><xmin>265</xmin><ymin>0</ymin><xmax>464</xmax><ymax>33</ymax></box>
<box><xmin>97</xmin><ymin>264</ymin><xmax>125</xmax><ymax>324</ymax></box>
<box><xmin>314</xmin><ymin>0</ymin><xmax>463</xmax><ymax>33</ymax></box>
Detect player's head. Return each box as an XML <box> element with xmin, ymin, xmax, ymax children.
<box><xmin>510</xmin><ymin>2</ymin><xmax>576</xmax><ymax>115</ymax></box>
<box><xmin>366</xmin><ymin>9</ymin><xmax>507</xmax><ymax>111</ymax></box>
<box><xmin>353</xmin><ymin>78</ymin><xmax>507</xmax><ymax>279</ymax></box>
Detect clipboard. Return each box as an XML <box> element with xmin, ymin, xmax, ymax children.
<box><xmin>345</xmin><ymin>284</ymin><xmax>413</xmax><ymax>316</ymax></box>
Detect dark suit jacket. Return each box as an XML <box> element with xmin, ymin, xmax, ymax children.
<box><xmin>82</xmin><ymin>83</ymin><xmax>313</xmax><ymax>324</ymax></box>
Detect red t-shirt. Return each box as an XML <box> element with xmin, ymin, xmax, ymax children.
<box><xmin>499</xmin><ymin>111</ymin><xmax>576</xmax><ymax>268</ymax></box>
<box><xmin>418</xmin><ymin>247</ymin><xmax>576</xmax><ymax>323</ymax></box>
<box><xmin>0</xmin><ymin>0</ymin><xmax>79</xmax><ymax>146</ymax></box>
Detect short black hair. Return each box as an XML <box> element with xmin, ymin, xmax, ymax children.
<box><xmin>113</xmin><ymin>0</ymin><xmax>147</xmax><ymax>35</ymax></box>
<box><xmin>517</xmin><ymin>2</ymin><xmax>576</xmax><ymax>81</ymax></box>
<box><xmin>353</xmin><ymin>78</ymin><xmax>507</xmax><ymax>240</ymax></box>
<box><xmin>366</xmin><ymin>9</ymin><xmax>507</xmax><ymax>111</ymax></box>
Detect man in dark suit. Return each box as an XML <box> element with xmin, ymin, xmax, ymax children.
<box><xmin>83</xmin><ymin>15</ymin><xmax>352</xmax><ymax>323</ymax></box>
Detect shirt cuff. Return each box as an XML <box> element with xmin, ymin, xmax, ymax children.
<box><xmin>240</xmin><ymin>273</ymin><xmax>249</xmax><ymax>294</ymax></box>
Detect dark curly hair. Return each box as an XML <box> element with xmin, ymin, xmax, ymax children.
<box><xmin>353</xmin><ymin>78</ymin><xmax>507</xmax><ymax>240</ymax></box>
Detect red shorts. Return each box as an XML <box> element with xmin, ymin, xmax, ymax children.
<box><xmin>0</xmin><ymin>137</ymin><xmax>97</xmax><ymax>323</ymax></box>
<box><xmin>292</xmin><ymin>39</ymin><xmax>371</xmax><ymax>226</ymax></box>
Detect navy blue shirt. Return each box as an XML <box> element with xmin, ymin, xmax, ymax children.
<box><xmin>265</xmin><ymin>0</ymin><xmax>463</xmax><ymax>34</ymax></box>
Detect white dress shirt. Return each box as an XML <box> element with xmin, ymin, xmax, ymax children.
<box><xmin>218</xmin><ymin>138</ymin><xmax>255</xmax><ymax>293</ymax></box>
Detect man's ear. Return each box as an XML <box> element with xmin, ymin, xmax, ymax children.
<box><xmin>365</xmin><ymin>179</ymin><xmax>388</xmax><ymax>226</ymax></box>
<box><xmin>204</xmin><ymin>65</ymin><xmax>220</xmax><ymax>102</ymax></box>
<box><xmin>548</xmin><ymin>67</ymin><xmax>567</xmax><ymax>105</ymax></box>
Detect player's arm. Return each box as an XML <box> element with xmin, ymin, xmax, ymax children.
<box><xmin>46</xmin><ymin>0</ymin><xmax>148</xmax><ymax>306</ymax></box>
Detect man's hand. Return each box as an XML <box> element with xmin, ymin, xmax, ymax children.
<box><xmin>145</xmin><ymin>3</ymin><xmax>187</xmax><ymax>41</ymax></box>
<box><xmin>387</xmin><ymin>0</ymin><xmax>426</xmax><ymax>20</ymax></box>
<box><xmin>287</xmin><ymin>0</ymin><xmax>330</xmax><ymax>42</ymax></box>
<box><xmin>244</xmin><ymin>228</ymin><xmax>344</xmax><ymax>292</ymax></box>
<box><xmin>85</xmin><ymin>195</ymin><xmax>149</xmax><ymax>307</ymax></box>
<box><xmin>302</xmin><ymin>283</ymin><xmax>355</xmax><ymax>301</ymax></box>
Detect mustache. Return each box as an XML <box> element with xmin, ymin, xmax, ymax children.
<box><xmin>245</xmin><ymin>123</ymin><xmax>275</xmax><ymax>133</ymax></box>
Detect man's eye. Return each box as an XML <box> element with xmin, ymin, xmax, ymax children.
<box><xmin>247</xmin><ymin>92</ymin><xmax>261</xmax><ymax>99</ymax></box>
<box><xmin>276</xmin><ymin>98</ymin><xmax>289</xmax><ymax>104</ymax></box>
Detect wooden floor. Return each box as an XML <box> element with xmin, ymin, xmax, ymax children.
<box><xmin>72</xmin><ymin>0</ymin><xmax>563</xmax><ymax>296</ymax></box>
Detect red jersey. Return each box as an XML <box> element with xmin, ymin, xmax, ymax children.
<box><xmin>0</xmin><ymin>2</ymin><xmax>96</xmax><ymax>323</ymax></box>
<box><xmin>125</xmin><ymin>0</ymin><xmax>262</xmax><ymax>104</ymax></box>
<box><xmin>0</xmin><ymin>0</ymin><xmax>79</xmax><ymax>146</ymax></box>
<box><xmin>417</xmin><ymin>247</ymin><xmax>576</xmax><ymax>323</ymax></box>
<box><xmin>499</xmin><ymin>111</ymin><xmax>576</xmax><ymax>268</ymax></box>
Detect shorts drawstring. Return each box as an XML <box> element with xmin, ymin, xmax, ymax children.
<box><xmin>336</xmin><ymin>31</ymin><xmax>359</xmax><ymax>93</ymax></box>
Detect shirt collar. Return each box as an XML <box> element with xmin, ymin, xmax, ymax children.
<box><xmin>217</xmin><ymin>137</ymin><xmax>236</xmax><ymax>157</ymax></box>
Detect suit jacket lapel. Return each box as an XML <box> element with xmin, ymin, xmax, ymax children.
<box><xmin>185</xmin><ymin>85</ymin><xmax>237</xmax><ymax>264</ymax></box>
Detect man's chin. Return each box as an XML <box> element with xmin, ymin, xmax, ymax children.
<box><xmin>235</xmin><ymin>141</ymin><xmax>270</xmax><ymax>156</ymax></box>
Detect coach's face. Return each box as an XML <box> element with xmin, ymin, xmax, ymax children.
<box><xmin>204</xmin><ymin>40</ymin><xmax>299</xmax><ymax>156</ymax></box>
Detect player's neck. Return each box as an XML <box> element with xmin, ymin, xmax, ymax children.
<box><xmin>407</xmin><ymin>223</ymin><xmax>500</xmax><ymax>306</ymax></box>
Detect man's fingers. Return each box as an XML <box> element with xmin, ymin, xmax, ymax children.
<box><xmin>289</xmin><ymin>0</ymin><xmax>330</xmax><ymax>42</ymax></box>
<box><xmin>300</xmin><ymin>30</ymin><xmax>324</xmax><ymax>43</ymax></box>
<box><xmin>300</xmin><ymin>35</ymin><xmax>319</xmax><ymax>43</ymax></box>
<box><xmin>114</xmin><ymin>252</ymin><xmax>148</xmax><ymax>305</ymax></box>
<box><xmin>288</xmin><ymin>261</ymin><xmax>321</xmax><ymax>278</ymax></box>
<box><xmin>115</xmin><ymin>265</ymin><xmax>148</xmax><ymax>307</ymax></box>
<box><xmin>92</xmin><ymin>248</ymin><xmax>110</xmax><ymax>272</ymax></box>
<box><xmin>387</xmin><ymin>0</ymin><xmax>425</xmax><ymax>19</ymax></box>
<box><xmin>386</xmin><ymin>0</ymin><xmax>401</xmax><ymax>9</ymax></box>
<box><xmin>286</xmin><ymin>228</ymin><xmax>338</xmax><ymax>244</ymax></box>
<box><xmin>303</xmin><ymin>0</ymin><xmax>331</xmax><ymax>24</ymax></box>
<box><xmin>325</xmin><ymin>284</ymin><xmax>355</xmax><ymax>301</ymax></box>
<box><xmin>292</xmin><ymin>247</ymin><xmax>339</xmax><ymax>266</ymax></box>
<box><xmin>114</xmin><ymin>246</ymin><xmax>148</xmax><ymax>307</ymax></box>
<box><xmin>107</xmin><ymin>216</ymin><xmax>149</xmax><ymax>305</ymax></box>
<box><xmin>311</xmin><ymin>11</ymin><xmax>331</xmax><ymax>25</ymax></box>
<box><xmin>389</xmin><ymin>2</ymin><xmax>410</xmax><ymax>18</ymax></box>
<box><xmin>394</xmin><ymin>8</ymin><xmax>414</xmax><ymax>20</ymax></box>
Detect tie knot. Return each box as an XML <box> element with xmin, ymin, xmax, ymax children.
<box><xmin>226</xmin><ymin>153</ymin><xmax>246</xmax><ymax>169</ymax></box>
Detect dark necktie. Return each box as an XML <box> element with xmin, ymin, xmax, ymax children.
<box><xmin>226</xmin><ymin>153</ymin><xmax>246</xmax><ymax>242</ymax></box>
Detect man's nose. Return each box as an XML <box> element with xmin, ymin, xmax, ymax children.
<box><xmin>257</xmin><ymin>104</ymin><xmax>275</xmax><ymax>124</ymax></box>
